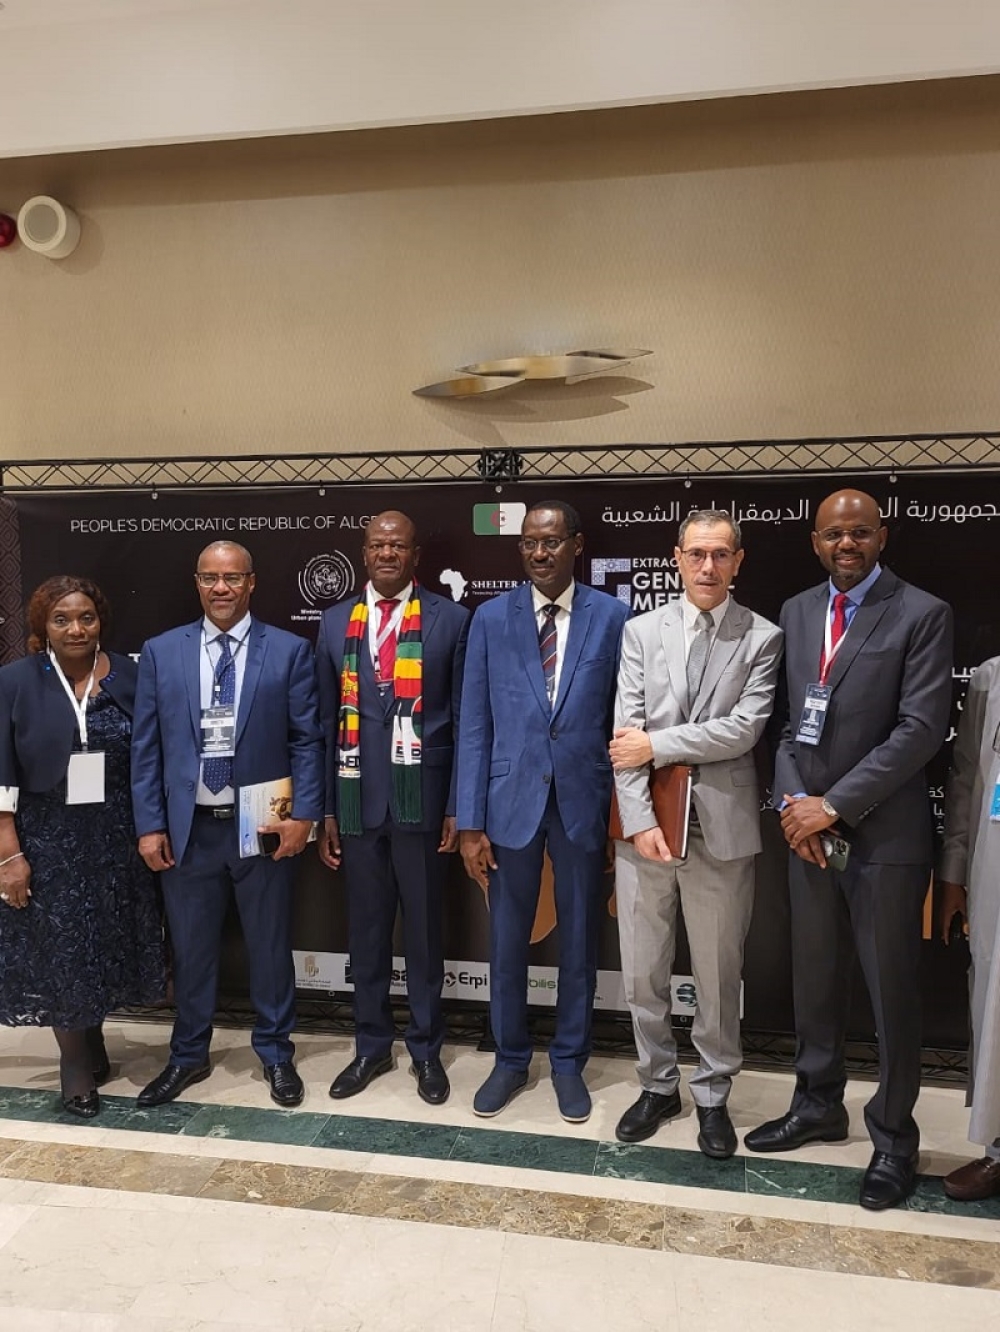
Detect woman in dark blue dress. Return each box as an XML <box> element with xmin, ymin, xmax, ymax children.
<box><xmin>0</xmin><ymin>576</ymin><xmax>165</xmax><ymax>1117</ymax></box>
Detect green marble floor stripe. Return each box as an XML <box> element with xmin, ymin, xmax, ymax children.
<box><xmin>1</xmin><ymin>1084</ymin><xmax>998</xmax><ymax>1220</ymax></box>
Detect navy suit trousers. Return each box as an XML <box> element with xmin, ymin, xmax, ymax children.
<box><xmin>160</xmin><ymin>810</ymin><xmax>297</xmax><ymax>1067</ymax></box>
<box><xmin>340</xmin><ymin>820</ymin><xmax>447</xmax><ymax>1062</ymax></box>
<box><xmin>488</xmin><ymin>791</ymin><xmax>607</xmax><ymax>1074</ymax></box>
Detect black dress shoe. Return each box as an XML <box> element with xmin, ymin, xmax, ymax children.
<box><xmin>696</xmin><ymin>1105</ymin><xmax>737</xmax><ymax>1159</ymax></box>
<box><xmin>137</xmin><ymin>1062</ymin><xmax>211</xmax><ymax>1108</ymax></box>
<box><xmin>615</xmin><ymin>1089</ymin><xmax>682</xmax><ymax>1143</ymax></box>
<box><xmin>744</xmin><ymin>1106</ymin><xmax>849</xmax><ymax>1153</ymax></box>
<box><xmin>329</xmin><ymin>1053</ymin><xmax>394</xmax><ymax>1100</ymax></box>
<box><xmin>264</xmin><ymin>1060</ymin><xmax>304</xmax><ymax>1107</ymax></box>
<box><xmin>410</xmin><ymin>1059</ymin><xmax>450</xmax><ymax>1105</ymax></box>
<box><xmin>61</xmin><ymin>1090</ymin><xmax>100</xmax><ymax>1119</ymax></box>
<box><xmin>859</xmin><ymin>1150</ymin><xmax>918</xmax><ymax>1211</ymax></box>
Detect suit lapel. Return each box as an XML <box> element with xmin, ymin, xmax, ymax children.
<box><xmin>658</xmin><ymin>602</ymin><xmax>688</xmax><ymax>713</ymax></box>
<box><xmin>691</xmin><ymin>601</ymin><xmax>745</xmax><ymax>718</ymax></box>
<box><xmin>552</xmin><ymin>585</ymin><xmax>594</xmax><ymax>717</ymax></box>
<box><xmin>513</xmin><ymin>584</ymin><xmax>551</xmax><ymax>719</ymax></box>
<box><xmin>236</xmin><ymin>620</ymin><xmax>266</xmax><ymax>744</ymax></box>
<box><xmin>183</xmin><ymin>621</ymin><xmax>202</xmax><ymax>746</ymax></box>
<box><xmin>827</xmin><ymin>573</ymin><xmax>895</xmax><ymax>693</ymax></box>
<box><xmin>802</xmin><ymin>585</ymin><xmax>829</xmax><ymax>684</ymax></box>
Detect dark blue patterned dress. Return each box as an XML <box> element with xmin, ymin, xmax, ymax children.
<box><xmin>0</xmin><ymin>688</ymin><xmax>165</xmax><ymax>1027</ymax></box>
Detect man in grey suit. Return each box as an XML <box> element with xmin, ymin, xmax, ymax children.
<box><xmin>745</xmin><ymin>489</ymin><xmax>953</xmax><ymax>1211</ymax></box>
<box><xmin>610</xmin><ymin>509</ymin><xmax>783</xmax><ymax>1158</ymax></box>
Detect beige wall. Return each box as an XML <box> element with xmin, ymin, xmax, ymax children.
<box><xmin>3</xmin><ymin>77</ymin><xmax>1000</xmax><ymax>464</ymax></box>
<box><xmin>6</xmin><ymin>0</ymin><xmax>1000</xmax><ymax>158</ymax></box>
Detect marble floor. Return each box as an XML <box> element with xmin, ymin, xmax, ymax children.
<box><xmin>0</xmin><ymin>1020</ymin><xmax>997</xmax><ymax>1330</ymax></box>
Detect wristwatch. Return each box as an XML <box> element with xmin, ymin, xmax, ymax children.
<box><xmin>821</xmin><ymin>798</ymin><xmax>839</xmax><ymax>821</ymax></box>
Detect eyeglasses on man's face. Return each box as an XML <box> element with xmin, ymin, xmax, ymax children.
<box><xmin>195</xmin><ymin>572</ymin><xmax>253</xmax><ymax>588</ymax></box>
<box><xmin>815</xmin><ymin>526</ymin><xmax>880</xmax><ymax>545</ymax></box>
<box><xmin>679</xmin><ymin>547</ymin><xmax>736</xmax><ymax>566</ymax></box>
<box><xmin>518</xmin><ymin>536</ymin><xmax>572</xmax><ymax>554</ymax></box>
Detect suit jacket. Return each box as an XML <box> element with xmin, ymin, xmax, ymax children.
<box><xmin>614</xmin><ymin>598</ymin><xmax>783</xmax><ymax>861</ymax></box>
<box><xmin>456</xmin><ymin>581</ymin><xmax>630</xmax><ymax>852</ymax></box>
<box><xmin>315</xmin><ymin>588</ymin><xmax>470</xmax><ymax>834</ymax></box>
<box><xmin>130</xmin><ymin>617</ymin><xmax>324</xmax><ymax>864</ymax></box>
<box><xmin>774</xmin><ymin>567</ymin><xmax>953</xmax><ymax>865</ymax></box>
<box><xmin>0</xmin><ymin>650</ymin><xmax>138</xmax><ymax>799</ymax></box>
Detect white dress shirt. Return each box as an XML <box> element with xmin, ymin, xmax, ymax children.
<box><xmin>532</xmin><ymin>579</ymin><xmax>575</xmax><ymax>701</ymax></box>
<box><xmin>366</xmin><ymin>580</ymin><xmax>413</xmax><ymax>674</ymax></box>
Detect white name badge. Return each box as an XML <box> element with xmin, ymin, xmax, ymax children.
<box><xmin>200</xmin><ymin>705</ymin><xmax>236</xmax><ymax>758</ymax></box>
<box><xmin>796</xmin><ymin>683</ymin><xmax>832</xmax><ymax>746</ymax></box>
<box><xmin>66</xmin><ymin>751</ymin><xmax>106</xmax><ymax>805</ymax></box>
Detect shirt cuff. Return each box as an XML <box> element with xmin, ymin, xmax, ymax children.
<box><xmin>0</xmin><ymin>786</ymin><xmax>19</xmax><ymax>814</ymax></box>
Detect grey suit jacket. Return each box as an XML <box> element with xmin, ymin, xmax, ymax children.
<box><xmin>774</xmin><ymin>567</ymin><xmax>953</xmax><ymax>865</ymax></box>
<box><xmin>613</xmin><ymin>597</ymin><xmax>783</xmax><ymax>861</ymax></box>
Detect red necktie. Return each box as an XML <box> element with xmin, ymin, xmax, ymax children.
<box><xmin>375</xmin><ymin>598</ymin><xmax>399</xmax><ymax>685</ymax></box>
<box><xmin>819</xmin><ymin>592</ymin><xmax>850</xmax><ymax>684</ymax></box>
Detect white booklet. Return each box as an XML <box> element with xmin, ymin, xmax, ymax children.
<box><xmin>237</xmin><ymin>776</ymin><xmax>317</xmax><ymax>859</ymax></box>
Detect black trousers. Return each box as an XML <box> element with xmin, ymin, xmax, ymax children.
<box><xmin>340</xmin><ymin>819</ymin><xmax>447</xmax><ymax>1063</ymax></box>
<box><xmin>788</xmin><ymin>855</ymin><xmax>927</xmax><ymax>1156</ymax></box>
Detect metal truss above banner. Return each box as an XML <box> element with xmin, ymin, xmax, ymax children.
<box><xmin>2</xmin><ymin>430</ymin><xmax>1000</xmax><ymax>492</ymax></box>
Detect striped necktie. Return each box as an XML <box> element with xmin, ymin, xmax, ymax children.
<box><xmin>375</xmin><ymin>598</ymin><xmax>399</xmax><ymax>686</ymax></box>
<box><xmin>539</xmin><ymin>603</ymin><xmax>559</xmax><ymax>705</ymax></box>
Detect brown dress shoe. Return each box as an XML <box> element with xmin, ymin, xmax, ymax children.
<box><xmin>943</xmin><ymin>1156</ymin><xmax>1000</xmax><ymax>1202</ymax></box>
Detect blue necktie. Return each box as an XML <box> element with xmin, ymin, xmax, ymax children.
<box><xmin>203</xmin><ymin>633</ymin><xmax>234</xmax><ymax>795</ymax></box>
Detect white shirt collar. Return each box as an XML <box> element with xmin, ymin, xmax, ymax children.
<box><xmin>366</xmin><ymin>581</ymin><xmax>413</xmax><ymax>610</ymax></box>
<box><xmin>681</xmin><ymin>594</ymin><xmax>729</xmax><ymax>630</ymax></box>
<box><xmin>202</xmin><ymin>612</ymin><xmax>251</xmax><ymax>643</ymax></box>
<box><xmin>531</xmin><ymin>579</ymin><xmax>575</xmax><ymax>615</ymax></box>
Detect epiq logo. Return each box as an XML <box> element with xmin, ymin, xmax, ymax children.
<box><xmin>298</xmin><ymin>552</ymin><xmax>356</xmax><ymax>606</ymax></box>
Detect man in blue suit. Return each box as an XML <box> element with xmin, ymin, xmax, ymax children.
<box><xmin>457</xmin><ymin>500</ymin><xmax>629</xmax><ymax>1121</ymax></box>
<box><xmin>316</xmin><ymin>511</ymin><xmax>469</xmax><ymax>1106</ymax></box>
<box><xmin>131</xmin><ymin>541</ymin><xmax>324</xmax><ymax>1108</ymax></box>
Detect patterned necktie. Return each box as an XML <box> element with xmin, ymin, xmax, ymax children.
<box><xmin>819</xmin><ymin>592</ymin><xmax>851</xmax><ymax>682</ymax></box>
<box><xmin>203</xmin><ymin>633</ymin><xmax>234</xmax><ymax>794</ymax></box>
<box><xmin>539</xmin><ymin>603</ymin><xmax>559</xmax><ymax>704</ymax></box>
<box><xmin>375</xmin><ymin>598</ymin><xmax>399</xmax><ymax>685</ymax></box>
<box><xmin>686</xmin><ymin>610</ymin><xmax>714</xmax><ymax>708</ymax></box>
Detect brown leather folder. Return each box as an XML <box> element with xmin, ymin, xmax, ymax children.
<box><xmin>609</xmin><ymin>763</ymin><xmax>692</xmax><ymax>860</ymax></box>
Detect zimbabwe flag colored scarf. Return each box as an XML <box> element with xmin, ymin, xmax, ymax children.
<box><xmin>336</xmin><ymin>585</ymin><xmax>423</xmax><ymax>835</ymax></box>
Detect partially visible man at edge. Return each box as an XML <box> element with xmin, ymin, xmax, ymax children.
<box><xmin>937</xmin><ymin>656</ymin><xmax>1000</xmax><ymax>1202</ymax></box>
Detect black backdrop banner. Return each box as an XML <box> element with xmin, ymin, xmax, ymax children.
<box><xmin>2</xmin><ymin>473</ymin><xmax>993</xmax><ymax>1046</ymax></box>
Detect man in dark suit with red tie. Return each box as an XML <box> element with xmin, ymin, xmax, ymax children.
<box><xmin>316</xmin><ymin>511</ymin><xmax>469</xmax><ymax>1105</ymax></box>
<box><xmin>745</xmin><ymin>489</ymin><xmax>953</xmax><ymax>1211</ymax></box>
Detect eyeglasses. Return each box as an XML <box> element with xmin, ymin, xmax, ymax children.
<box><xmin>195</xmin><ymin>572</ymin><xmax>253</xmax><ymax>588</ymax></box>
<box><xmin>815</xmin><ymin>526</ymin><xmax>879</xmax><ymax>544</ymax></box>
<box><xmin>679</xmin><ymin>548</ymin><xmax>736</xmax><ymax>565</ymax></box>
<box><xmin>518</xmin><ymin>537</ymin><xmax>572</xmax><ymax>554</ymax></box>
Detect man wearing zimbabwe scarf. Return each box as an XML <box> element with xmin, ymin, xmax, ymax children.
<box><xmin>316</xmin><ymin>511</ymin><xmax>470</xmax><ymax>1106</ymax></box>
